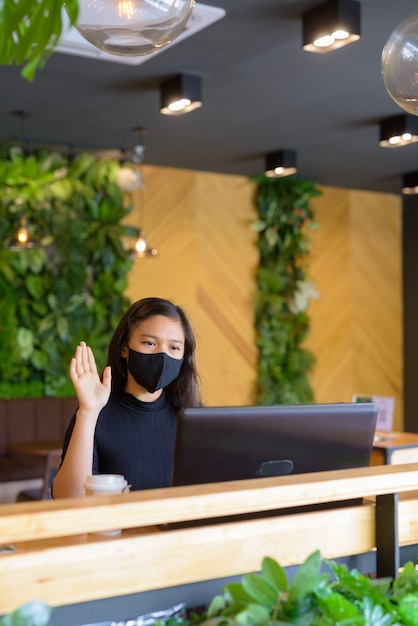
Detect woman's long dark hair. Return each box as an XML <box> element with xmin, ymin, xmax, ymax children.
<box><xmin>107</xmin><ymin>297</ymin><xmax>201</xmax><ymax>408</ymax></box>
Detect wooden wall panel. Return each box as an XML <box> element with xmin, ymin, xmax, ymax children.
<box><xmin>125</xmin><ymin>166</ymin><xmax>258</xmax><ymax>407</ymax></box>
<box><xmin>124</xmin><ymin>167</ymin><xmax>403</xmax><ymax>427</ymax></box>
<box><xmin>125</xmin><ymin>165</ymin><xmax>197</xmax><ymax>305</ymax></box>
<box><xmin>194</xmin><ymin>173</ymin><xmax>259</xmax><ymax>406</ymax></box>
<box><xmin>303</xmin><ymin>187</ymin><xmax>353</xmax><ymax>403</ymax></box>
<box><xmin>305</xmin><ymin>187</ymin><xmax>403</xmax><ymax>429</ymax></box>
<box><xmin>350</xmin><ymin>190</ymin><xmax>403</xmax><ymax>429</ymax></box>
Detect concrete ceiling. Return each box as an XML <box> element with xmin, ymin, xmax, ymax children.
<box><xmin>1</xmin><ymin>0</ymin><xmax>418</xmax><ymax>195</ymax></box>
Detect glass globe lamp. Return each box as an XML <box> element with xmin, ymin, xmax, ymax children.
<box><xmin>71</xmin><ymin>0</ymin><xmax>195</xmax><ymax>57</ymax></box>
<box><xmin>382</xmin><ymin>12</ymin><xmax>418</xmax><ymax>115</ymax></box>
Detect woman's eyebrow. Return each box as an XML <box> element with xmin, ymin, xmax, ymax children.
<box><xmin>140</xmin><ymin>333</ymin><xmax>184</xmax><ymax>344</ymax></box>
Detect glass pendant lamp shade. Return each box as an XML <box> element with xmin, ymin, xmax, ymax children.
<box><xmin>71</xmin><ymin>0</ymin><xmax>195</xmax><ymax>57</ymax></box>
<box><xmin>382</xmin><ymin>13</ymin><xmax>418</xmax><ymax>115</ymax></box>
<box><xmin>117</xmin><ymin>165</ymin><xmax>143</xmax><ymax>192</ymax></box>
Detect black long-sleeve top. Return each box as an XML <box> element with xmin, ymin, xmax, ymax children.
<box><xmin>61</xmin><ymin>391</ymin><xmax>178</xmax><ymax>491</ymax></box>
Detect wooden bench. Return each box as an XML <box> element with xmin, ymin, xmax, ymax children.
<box><xmin>0</xmin><ymin>463</ymin><xmax>417</xmax><ymax>622</ymax></box>
<box><xmin>0</xmin><ymin>397</ymin><xmax>77</xmax><ymax>502</ymax></box>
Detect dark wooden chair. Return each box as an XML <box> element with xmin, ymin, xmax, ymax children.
<box><xmin>16</xmin><ymin>450</ymin><xmax>62</xmax><ymax>501</ymax></box>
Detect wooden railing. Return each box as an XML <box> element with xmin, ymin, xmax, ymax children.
<box><xmin>0</xmin><ymin>463</ymin><xmax>417</xmax><ymax>616</ymax></box>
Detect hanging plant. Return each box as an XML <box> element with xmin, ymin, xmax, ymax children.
<box><xmin>0</xmin><ymin>147</ymin><xmax>138</xmax><ymax>399</ymax></box>
<box><xmin>252</xmin><ymin>175</ymin><xmax>321</xmax><ymax>405</ymax></box>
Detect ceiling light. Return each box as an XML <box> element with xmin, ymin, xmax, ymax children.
<box><xmin>402</xmin><ymin>171</ymin><xmax>418</xmax><ymax>195</ymax></box>
<box><xmin>265</xmin><ymin>150</ymin><xmax>297</xmax><ymax>178</ymax></box>
<box><xmin>160</xmin><ymin>74</ymin><xmax>202</xmax><ymax>115</ymax></box>
<box><xmin>302</xmin><ymin>0</ymin><xmax>361</xmax><ymax>53</ymax></box>
<box><xmin>379</xmin><ymin>114</ymin><xmax>418</xmax><ymax>148</ymax></box>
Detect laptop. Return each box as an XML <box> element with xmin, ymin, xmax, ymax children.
<box><xmin>166</xmin><ymin>402</ymin><xmax>378</xmax><ymax>527</ymax></box>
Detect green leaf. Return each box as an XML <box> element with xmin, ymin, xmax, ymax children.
<box><xmin>0</xmin><ymin>0</ymin><xmax>68</xmax><ymax>80</ymax></box>
<box><xmin>242</xmin><ymin>574</ymin><xmax>278</xmax><ymax>608</ymax></box>
<box><xmin>261</xmin><ymin>557</ymin><xmax>288</xmax><ymax>593</ymax></box>
<box><xmin>363</xmin><ymin>597</ymin><xmax>393</xmax><ymax>626</ymax></box>
<box><xmin>398</xmin><ymin>595</ymin><xmax>418</xmax><ymax>626</ymax></box>
<box><xmin>56</xmin><ymin>316</ymin><xmax>69</xmax><ymax>340</ymax></box>
<box><xmin>16</xmin><ymin>327</ymin><xmax>35</xmax><ymax>360</ymax></box>
<box><xmin>207</xmin><ymin>596</ymin><xmax>227</xmax><ymax>618</ymax></box>
<box><xmin>235</xmin><ymin>604</ymin><xmax>270</xmax><ymax>626</ymax></box>
<box><xmin>26</xmin><ymin>275</ymin><xmax>45</xmax><ymax>300</ymax></box>
<box><xmin>31</xmin><ymin>349</ymin><xmax>48</xmax><ymax>370</ymax></box>
<box><xmin>0</xmin><ymin>600</ymin><xmax>51</xmax><ymax>626</ymax></box>
<box><xmin>223</xmin><ymin>583</ymin><xmax>254</xmax><ymax>606</ymax></box>
<box><xmin>289</xmin><ymin>550</ymin><xmax>325</xmax><ymax>599</ymax></box>
<box><xmin>317</xmin><ymin>591</ymin><xmax>360</xmax><ymax>622</ymax></box>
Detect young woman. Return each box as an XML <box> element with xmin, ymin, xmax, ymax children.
<box><xmin>52</xmin><ymin>297</ymin><xmax>201</xmax><ymax>498</ymax></box>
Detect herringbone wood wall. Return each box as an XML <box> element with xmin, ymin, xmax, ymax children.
<box><xmin>305</xmin><ymin>187</ymin><xmax>403</xmax><ymax>429</ymax></box>
<box><xmin>125</xmin><ymin>167</ymin><xmax>403</xmax><ymax>427</ymax></box>
<box><xmin>125</xmin><ymin>165</ymin><xmax>259</xmax><ymax>407</ymax></box>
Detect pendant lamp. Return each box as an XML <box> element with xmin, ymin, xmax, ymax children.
<box><xmin>382</xmin><ymin>12</ymin><xmax>418</xmax><ymax>116</ymax></box>
<box><xmin>6</xmin><ymin>220</ymin><xmax>41</xmax><ymax>251</ymax></box>
<box><xmin>71</xmin><ymin>0</ymin><xmax>194</xmax><ymax>57</ymax></box>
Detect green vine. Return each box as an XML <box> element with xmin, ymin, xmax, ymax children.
<box><xmin>0</xmin><ymin>147</ymin><xmax>137</xmax><ymax>398</ymax></box>
<box><xmin>252</xmin><ymin>175</ymin><xmax>321</xmax><ymax>405</ymax></box>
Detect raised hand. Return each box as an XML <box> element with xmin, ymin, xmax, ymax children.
<box><xmin>69</xmin><ymin>341</ymin><xmax>112</xmax><ymax>413</ymax></box>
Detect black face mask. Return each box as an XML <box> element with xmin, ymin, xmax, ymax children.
<box><xmin>127</xmin><ymin>348</ymin><xmax>183</xmax><ymax>393</ymax></box>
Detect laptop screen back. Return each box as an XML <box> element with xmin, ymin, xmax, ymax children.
<box><xmin>171</xmin><ymin>402</ymin><xmax>378</xmax><ymax>487</ymax></box>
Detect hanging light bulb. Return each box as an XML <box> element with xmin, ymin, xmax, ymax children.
<box><xmin>123</xmin><ymin>128</ymin><xmax>158</xmax><ymax>259</ymax></box>
<box><xmin>382</xmin><ymin>12</ymin><xmax>418</xmax><ymax>115</ymax></box>
<box><xmin>6</xmin><ymin>219</ymin><xmax>41</xmax><ymax>251</ymax></box>
<box><xmin>133</xmin><ymin>229</ymin><xmax>158</xmax><ymax>258</ymax></box>
<box><xmin>132</xmin><ymin>183</ymin><xmax>159</xmax><ymax>258</ymax></box>
<box><xmin>71</xmin><ymin>0</ymin><xmax>195</xmax><ymax>57</ymax></box>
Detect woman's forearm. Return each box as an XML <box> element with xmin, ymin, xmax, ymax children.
<box><xmin>52</xmin><ymin>409</ymin><xmax>98</xmax><ymax>498</ymax></box>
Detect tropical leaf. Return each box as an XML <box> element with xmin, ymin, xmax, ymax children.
<box><xmin>0</xmin><ymin>0</ymin><xmax>78</xmax><ymax>81</ymax></box>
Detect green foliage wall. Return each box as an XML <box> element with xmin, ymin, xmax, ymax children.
<box><xmin>0</xmin><ymin>147</ymin><xmax>136</xmax><ymax>398</ymax></box>
<box><xmin>253</xmin><ymin>175</ymin><xmax>321</xmax><ymax>405</ymax></box>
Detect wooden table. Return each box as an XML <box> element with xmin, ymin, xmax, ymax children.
<box><xmin>371</xmin><ymin>430</ymin><xmax>418</xmax><ymax>465</ymax></box>
<box><xmin>8</xmin><ymin>440</ymin><xmax>63</xmax><ymax>500</ymax></box>
<box><xmin>8</xmin><ymin>440</ymin><xmax>63</xmax><ymax>457</ymax></box>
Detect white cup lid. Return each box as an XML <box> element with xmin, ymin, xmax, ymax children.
<box><xmin>84</xmin><ymin>474</ymin><xmax>128</xmax><ymax>490</ymax></box>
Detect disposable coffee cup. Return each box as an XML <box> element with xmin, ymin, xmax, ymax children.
<box><xmin>84</xmin><ymin>474</ymin><xmax>130</xmax><ymax>536</ymax></box>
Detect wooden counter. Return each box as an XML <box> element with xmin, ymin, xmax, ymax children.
<box><xmin>0</xmin><ymin>463</ymin><xmax>418</xmax><ymax>618</ymax></box>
